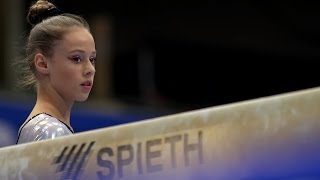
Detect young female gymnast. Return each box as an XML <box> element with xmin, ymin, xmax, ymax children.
<box><xmin>16</xmin><ymin>0</ymin><xmax>96</xmax><ymax>144</ymax></box>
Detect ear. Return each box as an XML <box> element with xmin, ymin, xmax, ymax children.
<box><xmin>34</xmin><ymin>53</ymin><xmax>49</xmax><ymax>75</ymax></box>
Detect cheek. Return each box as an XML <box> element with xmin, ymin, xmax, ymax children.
<box><xmin>52</xmin><ymin>65</ymin><xmax>79</xmax><ymax>87</ymax></box>
<box><xmin>61</xmin><ymin>68</ymin><xmax>78</xmax><ymax>85</ymax></box>
<box><xmin>61</xmin><ymin>68</ymin><xmax>76</xmax><ymax>78</ymax></box>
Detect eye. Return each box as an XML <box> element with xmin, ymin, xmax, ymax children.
<box><xmin>69</xmin><ymin>56</ymin><xmax>82</xmax><ymax>63</ymax></box>
<box><xmin>89</xmin><ymin>56</ymin><xmax>97</xmax><ymax>64</ymax></box>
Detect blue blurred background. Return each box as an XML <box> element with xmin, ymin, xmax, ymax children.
<box><xmin>1</xmin><ymin>0</ymin><xmax>320</xmax><ymax>147</ymax></box>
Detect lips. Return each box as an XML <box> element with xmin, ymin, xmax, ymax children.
<box><xmin>81</xmin><ymin>81</ymin><xmax>93</xmax><ymax>92</ymax></box>
<box><xmin>81</xmin><ymin>80</ymin><xmax>92</xmax><ymax>86</ymax></box>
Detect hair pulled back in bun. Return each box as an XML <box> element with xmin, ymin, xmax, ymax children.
<box><xmin>26</xmin><ymin>0</ymin><xmax>62</xmax><ymax>26</ymax></box>
<box><xmin>15</xmin><ymin>0</ymin><xmax>91</xmax><ymax>90</ymax></box>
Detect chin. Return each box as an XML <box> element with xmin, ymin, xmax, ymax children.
<box><xmin>77</xmin><ymin>96</ymin><xmax>89</xmax><ymax>101</ymax></box>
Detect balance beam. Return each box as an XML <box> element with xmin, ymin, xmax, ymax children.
<box><xmin>1</xmin><ymin>87</ymin><xmax>320</xmax><ymax>180</ymax></box>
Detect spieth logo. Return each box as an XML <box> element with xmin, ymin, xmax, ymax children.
<box><xmin>52</xmin><ymin>141</ymin><xmax>95</xmax><ymax>180</ymax></box>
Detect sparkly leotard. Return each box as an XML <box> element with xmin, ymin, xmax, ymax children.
<box><xmin>16</xmin><ymin>113</ymin><xmax>74</xmax><ymax>144</ymax></box>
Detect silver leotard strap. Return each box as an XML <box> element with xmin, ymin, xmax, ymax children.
<box><xmin>16</xmin><ymin>113</ymin><xmax>74</xmax><ymax>144</ymax></box>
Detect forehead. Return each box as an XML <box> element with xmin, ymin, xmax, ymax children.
<box><xmin>54</xmin><ymin>27</ymin><xmax>96</xmax><ymax>53</ymax></box>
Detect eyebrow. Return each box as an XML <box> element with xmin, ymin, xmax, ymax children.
<box><xmin>69</xmin><ymin>49</ymin><xmax>96</xmax><ymax>54</ymax></box>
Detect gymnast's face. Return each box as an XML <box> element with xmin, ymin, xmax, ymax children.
<box><xmin>47</xmin><ymin>26</ymin><xmax>96</xmax><ymax>102</ymax></box>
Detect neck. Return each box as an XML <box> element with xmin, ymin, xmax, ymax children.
<box><xmin>32</xmin><ymin>83</ymin><xmax>74</xmax><ymax>127</ymax></box>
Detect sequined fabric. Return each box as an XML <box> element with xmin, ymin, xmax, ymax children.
<box><xmin>16</xmin><ymin>113</ymin><xmax>74</xmax><ymax>144</ymax></box>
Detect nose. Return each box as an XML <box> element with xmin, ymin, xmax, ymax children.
<box><xmin>84</xmin><ymin>60</ymin><xmax>95</xmax><ymax>77</ymax></box>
